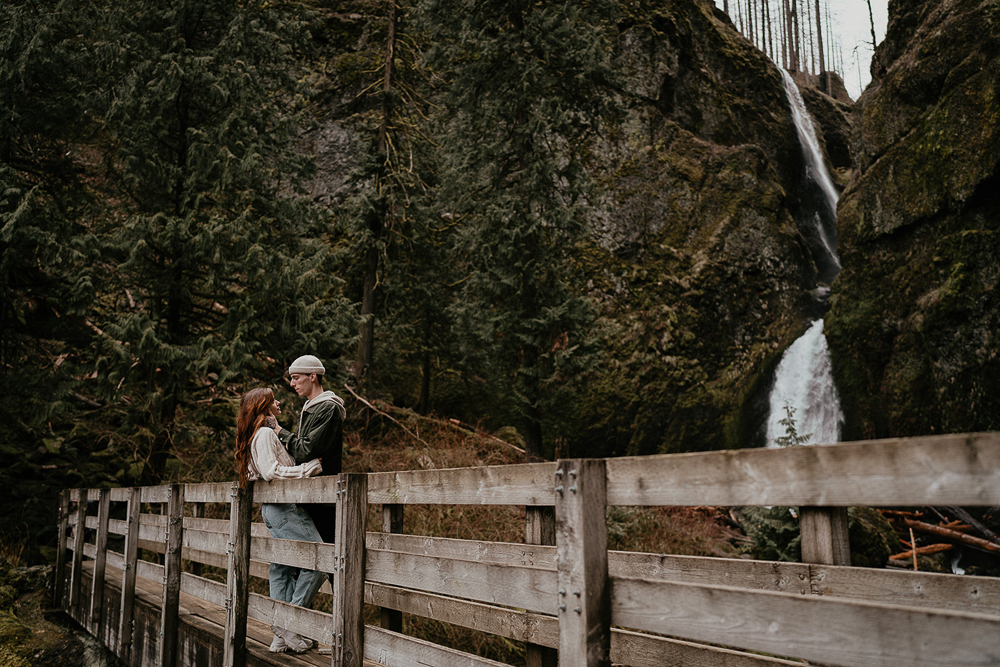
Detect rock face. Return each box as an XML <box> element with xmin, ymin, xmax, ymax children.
<box><xmin>825</xmin><ymin>0</ymin><xmax>1000</xmax><ymax>438</ymax></box>
<box><xmin>573</xmin><ymin>0</ymin><xmax>849</xmax><ymax>455</ymax></box>
<box><xmin>308</xmin><ymin>0</ymin><xmax>857</xmax><ymax>455</ymax></box>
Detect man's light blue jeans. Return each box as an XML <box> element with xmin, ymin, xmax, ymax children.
<box><xmin>261</xmin><ymin>503</ymin><xmax>327</xmax><ymax>608</ymax></box>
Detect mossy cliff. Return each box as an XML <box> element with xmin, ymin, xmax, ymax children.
<box><xmin>825</xmin><ymin>0</ymin><xmax>1000</xmax><ymax>438</ymax></box>
<box><xmin>569</xmin><ymin>0</ymin><xmax>849</xmax><ymax>456</ymax></box>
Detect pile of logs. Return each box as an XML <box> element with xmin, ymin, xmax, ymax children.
<box><xmin>881</xmin><ymin>506</ymin><xmax>1000</xmax><ymax>571</ymax></box>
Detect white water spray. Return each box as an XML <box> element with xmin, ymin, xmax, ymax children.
<box><xmin>766</xmin><ymin>319</ymin><xmax>843</xmax><ymax>447</ymax></box>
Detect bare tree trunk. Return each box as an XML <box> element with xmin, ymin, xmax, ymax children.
<box><xmin>814</xmin><ymin>0</ymin><xmax>825</xmax><ymax>77</ymax></box>
<box><xmin>865</xmin><ymin>0</ymin><xmax>878</xmax><ymax>49</ymax></box>
<box><xmin>354</xmin><ymin>0</ymin><xmax>398</xmax><ymax>393</ymax></box>
<box><xmin>781</xmin><ymin>0</ymin><xmax>791</xmax><ymax>68</ymax></box>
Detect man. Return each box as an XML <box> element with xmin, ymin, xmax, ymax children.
<box><xmin>274</xmin><ymin>354</ymin><xmax>346</xmax><ymax>544</ymax></box>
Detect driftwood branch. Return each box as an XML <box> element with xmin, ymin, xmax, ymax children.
<box><xmin>943</xmin><ymin>506</ymin><xmax>1000</xmax><ymax>543</ymax></box>
<box><xmin>341</xmin><ymin>384</ymin><xmax>430</xmax><ymax>448</ymax></box>
<box><xmin>341</xmin><ymin>384</ymin><xmax>526</xmax><ymax>457</ymax></box>
<box><xmin>443</xmin><ymin>418</ymin><xmax>525</xmax><ymax>456</ymax></box>
<box><xmin>904</xmin><ymin>518</ymin><xmax>1000</xmax><ymax>555</ymax></box>
<box><xmin>889</xmin><ymin>543</ymin><xmax>953</xmax><ymax>561</ymax></box>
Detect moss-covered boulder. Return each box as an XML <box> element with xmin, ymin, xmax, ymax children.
<box><xmin>826</xmin><ymin>0</ymin><xmax>1000</xmax><ymax>438</ymax></box>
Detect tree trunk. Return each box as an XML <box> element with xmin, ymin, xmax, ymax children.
<box><xmin>354</xmin><ymin>0</ymin><xmax>397</xmax><ymax>393</ymax></box>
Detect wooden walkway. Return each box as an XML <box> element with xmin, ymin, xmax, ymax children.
<box><xmin>54</xmin><ymin>432</ymin><xmax>1000</xmax><ymax>667</ymax></box>
<box><xmin>67</xmin><ymin>559</ymin><xmax>335</xmax><ymax>667</ymax></box>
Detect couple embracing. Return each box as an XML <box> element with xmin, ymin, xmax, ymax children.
<box><xmin>233</xmin><ymin>355</ymin><xmax>346</xmax><ymax>654</ymax></box>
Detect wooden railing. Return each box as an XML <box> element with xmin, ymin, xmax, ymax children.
<box><xmin>55</xmin><ymin>432</ymin><xmax>1000</xmax><ymax>667</ymax></box>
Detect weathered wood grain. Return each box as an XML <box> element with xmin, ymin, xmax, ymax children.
<box><xmin>799</xmin><ymin>506</ymin><xmax>851</xmax><ymax>565</ymax></box>
<box><xmin>605</xmin><ymin>432</ymin><xmax>1000</xmax><ymax>506</ymax></box>
<box><xmin>69</xmin><ymin>488</ymin><xmax>87</xmax><ymax>610</ymax></box>
<box><xmin>223</xmin><ymin>482</ymin><xmax>253</xmax><ymax>667</ymax></box>
<box><xmin>364</xmin><ymin>625</ymin><xmax>514</xmax><ymax>667</ymax></box>
<box><xmin>610</xmin><ymin>628</ymin><xmax>809</xmax><ymax>667</ymax></box>
<box><xmin>53</xmin><ymin>490</ymin><xmax>70</xmax><ymax>608</ymax></box>
<box><xmin>365</xmin><ymin>548</ymin><xmax>557</xmax><ymax>614</ymax></box>
<box><xmin>334</xmin><ymin>474</ymin><xmax>367</xmax><ymax>667</ymax></box>
<box><xmin>89</xmin><ymin>488</ymin><xmax>111</xmax><ymax>635</ymax></box>
<box><xmin>612</xmin><ymin>575</ymin><xmax>1000</xmax><ymax>667</ymax></box>
<box><xmin>555</xmin><ymin>459</ymin><xmax>610</xmax><ymax>667</ymax></box>
<box><xmin>366</xmin><ymin>462</ymin><xmax>557</xmax><ymax>506</ymax></box>
<box><xmin>119</xmin><ymin>487</ymin><xmax>141</xmax><ymax>663</ymax></box>
<box><xmin>160</xmin><ymin>484</ymin><xmax>184</xmax><ymax>667</ymax></box>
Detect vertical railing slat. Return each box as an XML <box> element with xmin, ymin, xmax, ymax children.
<box><xmin>333</xmin><ymin>473</ymin><xmax>367</xmax><ymax>667</ymax></box>
<box><xmin>69</xmin><ymin>488</ymin><xmax>88</xmax><ymax>611</ymax></box>
<box><xmin>118</xmin><ymin>487</ymin><xmax>141</xmax><ymax>663</ymax></box>
<box><xmin>53</xmin><ymin>489</ymin><xmax>70</xmax><ymax>609</ymax></box>
<box><xmin>800</xmin><ymin>506</ymin><xmax>851</xmax><ymax>565</ymax></box>
<box><xmin>526</xmin><ymin>505</ymin><xmax>557</xmax><ymax>667</ymax></box>
<box><xmin>160</xmin><ymin>483</ymin><xmax>184</xmax><ymax>667</ymax></box>
<box><xmin>223</xmin><ymin>481</ymin><xmax>253</xmax><ymax>667</ymax></box>
<box><xmin>89</xmin><ymin>488</ymin><xmax>111</xmax><ymax>636</ymax></box>
<box><xmin>556</xmin><ymin>459</ymin><xmax>610</xmax><ymax>667</ymax></box>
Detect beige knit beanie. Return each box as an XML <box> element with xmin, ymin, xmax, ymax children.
<box><xmin>288</xmin><ymin>355</ymin><xmax>325</xmax><ymax>375</ymax></box>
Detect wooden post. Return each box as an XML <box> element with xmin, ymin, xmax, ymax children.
<box><xmin>223</xmin><ymin>481</ymin><xmax>253</xmax><ymax>667</ymax></box>
<box><xmin>333</xmin><ymin>474</ymin><xmax>367</xmax><ymax>667</ymax></box>
<box><xmin>799</xmin><ymin>506</ymin><xmax>851</xmax><ymax>565</ymax></box>
<box><xmin>69</xmin><ymin>488</ymin><xmax>88</xmax><ymax>611</ymax></box>
<box><xmin>53</xmin><ymin>490</ymin><xmax>70</xmax><ymax>609</ymax></box>
<box><xmin>160</xmin><ymin>484</ymin><xmax>184</xmax><ymax>667</ymax></box>
<box><xmin>526</xmin><ymin>505</ymin><xmax>556</xmax><ymax>667</ymax></box>
<box><xmin>89</xmin><ymin>488</ymin><xmax>111</xmax><ymax>636</ymax></box>
<box><xmin>380</xmin><ymin>504</ymin><xmax>403</xmax><ymax>633</ymax></box>
<box><xmin>118</xmin><ymin>487</ymin><xmax>141</xmax><ymax>663</ymax></box>
<box><xmin>555</xmin><ymin>460</ymin><xmax>610</xmax><ymax>667</ymax></box>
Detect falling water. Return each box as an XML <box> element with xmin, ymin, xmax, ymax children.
<box><xmin>779</xmin><ymin>68</ymin><xmax>841</xmax><ymax>284</ymax></box>
<box><xmin>766</xmin><ymin>70</ymin><xmax>845</xmax><ymax>448</ymax></box>
<box><xmin>766</xmin><ymin>319</ymin><xmax>843</xmax><ymax>447</ymax></box>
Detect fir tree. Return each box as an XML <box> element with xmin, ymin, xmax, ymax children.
<box><xmin>330</xmin><ymin>1</ymin><xmax>446</xmax><ymax>404</ymax></box>
<box><xmin>422</xmin><ymin>0</ymin><xmax>619</xmax><ymax>459</ymax></box>
<box><xmin>0</xmin><ymin>0</ymin><xmax>95</xmax><ymax>431</ymax></box>
<box><xmin>86</xmin><ymin>0</ymin><xmax>353</xmax><ymax>482</ymax></box>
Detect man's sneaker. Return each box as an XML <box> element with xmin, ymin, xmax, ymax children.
<box><xmin>269</xmin><ymin>634</ymin><xmax>287</xmax><ymax>653</ymax></box>
<box><xmin>272</xmin><ymin>626</ymin><xmax>311</xmax><ymax>654</ymax></box>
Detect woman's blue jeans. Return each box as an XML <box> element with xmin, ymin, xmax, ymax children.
<box><xmin>261</xmin><ymin>503</ymin><xmax>327</xmax><ymax>609</ymax></box>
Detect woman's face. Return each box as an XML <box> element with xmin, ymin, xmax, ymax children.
<box><xmin>269</xmin><ymin>397</ymin><xmax>281</xmax><ymax>418</ymax></box>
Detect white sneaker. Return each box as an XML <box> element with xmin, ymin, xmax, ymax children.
<box><xmin>269</xmin><ymin>635</ymin><xmax>287</xmax><ymax>653</ymax></box>
<box><xmin>272</xmin><ymin>626</ymin><xmax>311</xmax><ymax>654</ymax></box>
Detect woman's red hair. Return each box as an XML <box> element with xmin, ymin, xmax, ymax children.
<box><xmin>235</xmin><ymin>388</ymin><xmax>274</xmax><ymax>487</ymax></box>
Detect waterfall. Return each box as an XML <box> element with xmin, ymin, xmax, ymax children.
<box><xmin>766</xmin><ymin>319</ymin><xmax>843</xmax><ymax>447</ymax></box>
<box><xmin>766</xmin><ymin>70</ymin><xmax>844</xmax><ymax>448</ymax></box>
<box><xmin>779</xmin><ymin>68</ymin><xmax>841</xmax><ymax>284</ymax></box>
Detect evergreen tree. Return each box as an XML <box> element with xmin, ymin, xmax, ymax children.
<box><xmin>87</xmin><ymin>0</ymin><xmax>354</xmax><ymax>482</ymax></box>
<box><xmin>0</xmin><ymin>0</ymin><xmax>94</xmax><ymax>430</ymax></box>
<box><xmin>331</xmin><ymin>0</ymin><xmax>445</xmax><ymax>403</ymax></box>
<box><xmin>422</xmin><ymin>0</ymin><xmax>619</xmax><ymax>459</ymax></box>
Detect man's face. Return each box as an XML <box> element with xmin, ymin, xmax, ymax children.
<box><xmin>289</xmin><ymin>373</ymin><xmax>316</xmax><ymax>397</ymax></box>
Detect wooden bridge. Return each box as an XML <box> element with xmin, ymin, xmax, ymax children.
<box><xmin>53</xmin><ymin>433</ymin><xmax>1000</xmax><ymax>667</ymax></box>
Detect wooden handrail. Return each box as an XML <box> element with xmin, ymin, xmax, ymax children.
<box><xmin>54</xmin><ymin>433</ymin><xmax>1000</xmax><ymax>667</ymax></box>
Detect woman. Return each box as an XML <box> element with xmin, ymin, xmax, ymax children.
<box><xmin>236</xmin><ymin>387</ymin><xmax>325</xmax><ymax>654</ymax></box>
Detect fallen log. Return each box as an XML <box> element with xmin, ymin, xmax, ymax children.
<box><xmin>904</xmin><ymin>518</ymin><xmax>1000</xmax><ymax>554</ymax></box>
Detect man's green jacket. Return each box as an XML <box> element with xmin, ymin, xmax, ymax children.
<box><xmin>278</xmin><ymin>390</ymin><xmax>346</xmax><ymax>477</ymax></box>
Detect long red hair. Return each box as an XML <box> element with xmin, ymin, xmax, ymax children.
<box><xmin>235</xmin><ymin>388</ymin><xmax>274</xmax><ymax>487</ymax></box>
